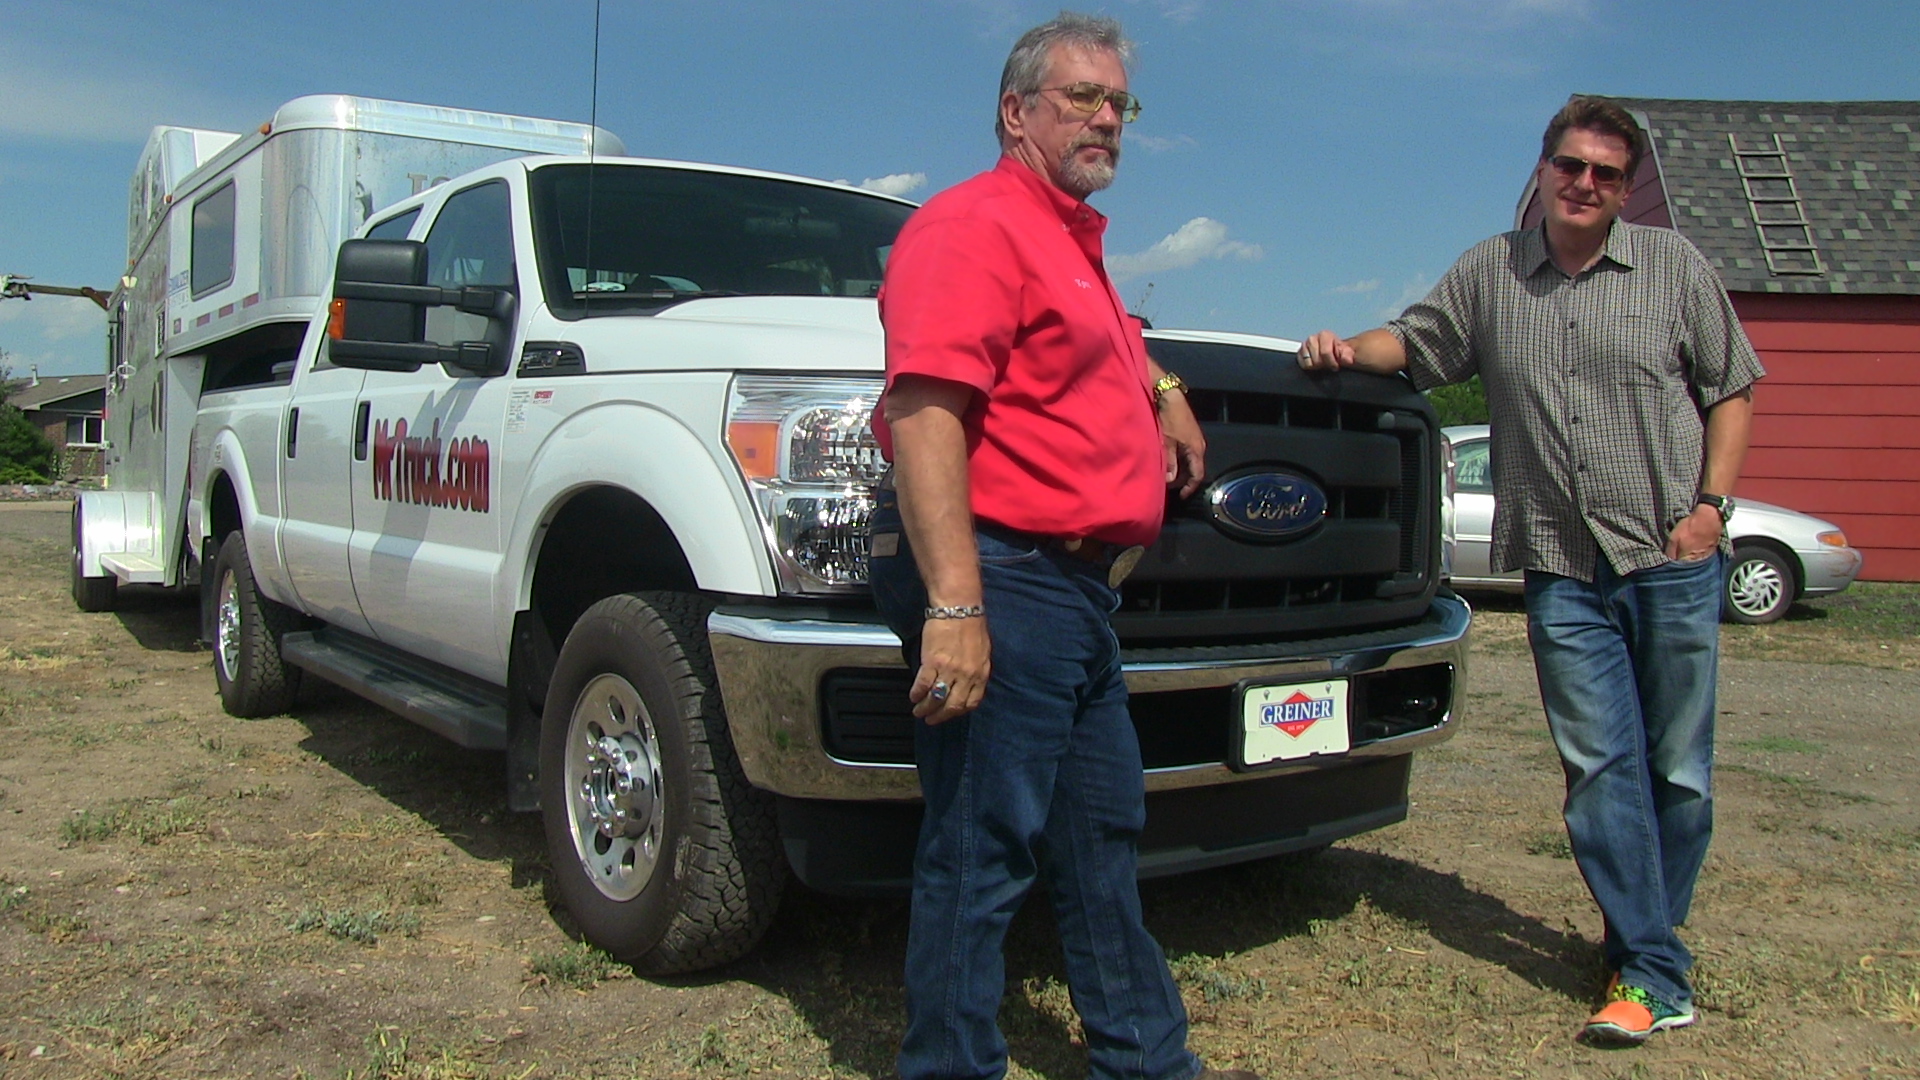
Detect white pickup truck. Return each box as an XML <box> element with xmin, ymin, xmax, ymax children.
<box><xmin>85</xmin><ymin>97</ymin><xmax>1469</xmax><ymax>974</ymax></box>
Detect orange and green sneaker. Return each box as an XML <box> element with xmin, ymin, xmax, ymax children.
<box><xmin>1580</xmin><ymin>982</ymin><xmax>1694</xmax><ymax>1046</ymax></box>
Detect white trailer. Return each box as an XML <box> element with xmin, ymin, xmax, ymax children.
<box><xmin>73</xmin><ymin>95</ymin><xmax>622</xmax><ymax>610</ymax></box>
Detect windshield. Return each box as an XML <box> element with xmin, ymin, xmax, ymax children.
<box><xmin>529</xmin><ymin>164</ymin><xmax>915</xmax><ymax>316</ymax></box>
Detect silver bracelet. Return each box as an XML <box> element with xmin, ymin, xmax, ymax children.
<box><xmin>924</xmin><ymin>604</ymin><xmax>985</xmax><ymax>620</ymax></box>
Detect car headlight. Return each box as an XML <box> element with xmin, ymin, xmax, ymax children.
<box><xmin>725</xmin><ymin>375</ymin><xmax>886</xmax><ymax>594</ymax></box>
<box><xmin>1815</xmin><ymin>530</ymin><xmax>1849</xmax><ymax>548</ymax></box>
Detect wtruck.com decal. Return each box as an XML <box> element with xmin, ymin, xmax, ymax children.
<box><xmin>371</xmin><ymin>417</ymin><xmax>491</xmax><ymax>512</ymax></box>
<box><xmin>1260</xmin><ymin>691</ymin><xmax>1335</xmax><ymax>738</ymax></box>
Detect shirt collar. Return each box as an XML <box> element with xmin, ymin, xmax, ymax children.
<box><xmin>1523</xmin><ymin>218</ymin><xmax>1637</xmax><ymax>278</ymax></box>
<box><xmin>996</xmin><ymin>155</ymin><xmax>1106</xmax><ymax>234</ymax></box>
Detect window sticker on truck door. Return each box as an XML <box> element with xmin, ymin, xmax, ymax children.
<box><xmin>370</xmin><ymin>417</ymin><xmax>491</xmax><ymax>512</ymax></box>
<box><xmin>504</xmin><ymin>388</ymin><xmax>555</xmax><ymax>434</ymax></box>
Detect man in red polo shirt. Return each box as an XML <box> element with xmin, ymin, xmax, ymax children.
<box><xmin>867</xmin><ymin>12</ymin><xmax>1254</xmax><ymax>1080</ymax></box>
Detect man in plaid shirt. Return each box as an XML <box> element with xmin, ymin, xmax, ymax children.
<box><xmin>1299</xmin><ymin>97</ymin><xmax>1764</xmax><ymax>1047</ymax></box>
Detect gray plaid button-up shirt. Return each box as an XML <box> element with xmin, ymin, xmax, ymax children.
<box><xmin>1390</xmin><ymin>221</ymin><xmax>1765</xmax><ymax>582</ymax></box>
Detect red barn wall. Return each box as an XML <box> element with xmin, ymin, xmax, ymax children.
<box><xmin>1732</xmin><ymin>293</ymin><xmax>1920</xmax><ymax>582</ymax></box>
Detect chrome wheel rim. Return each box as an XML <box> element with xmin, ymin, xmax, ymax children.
<box><xmin>1728</xmin><ymin>557</ymin><xmax>1785</xmax><ymax>618</ymax></box>
<box><xmin>564</xmin><ymin>673</ymin><xmax>665</xmax><ymax>901</ymax></box>
<box><xmin>215</xmin><ymin>569</ymin><xmax>242</xmax><ymax>683</ymax></box>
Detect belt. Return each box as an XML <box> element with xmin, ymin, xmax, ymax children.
<box><xmin>977</xmin><ymin>522</ymin><xmax>1146</xmax><ymax>589</ymax></box>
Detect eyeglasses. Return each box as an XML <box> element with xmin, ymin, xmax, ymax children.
<box><xmin>1548</xmin><ymin>154</ymin><xmax>1628</xmax><ymax>188</ymax></box>
<box><xmin>1041</xmin><ymin>82</ymin><xmax>1142</xmax><ymax>123</ymax></box>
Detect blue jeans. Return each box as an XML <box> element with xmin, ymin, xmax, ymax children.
<box><xmin>869</xmin><ymin>503</ymin><xmax>1198</xmax><ymax>1080</ymax></box>
<box><xmin>1524</xmin><ymin>551</ymin><xmax>1723</xmax><ymax>1009</ymax></box>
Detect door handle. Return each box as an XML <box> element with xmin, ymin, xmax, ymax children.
<box><xmin>286</xmin><ymin>407</ymin><xmax>300</xmax><ymax>458</ymax></box>
<box><xmin>354</xmin><ymin>401</ymin><xmax>372</xmax><ymax>462</ymax></box>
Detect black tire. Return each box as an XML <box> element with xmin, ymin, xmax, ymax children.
<box><xmin>71</xmin><ymin>510</ymin><xmax>117</xmax><ymax>612</ymax></box>
<box><xmin>210</xmin><ymin>532</ymin><xmax>303</xmax><ymax>717</ymax></box>
<box><xmin>1723</xmin><ymin>545</ymin><xmax>1797</xmax><ymax>625</ymax></box>
<box><xmin>540</xmin><ymin>592</ymin><xmax>785</xmax><ymax>974</ymax></box>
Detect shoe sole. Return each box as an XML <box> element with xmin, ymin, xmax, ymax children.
<box><xmin>1580</xmin><ymin>1013</ymin><xmax>1695</xmax><ymax>1047</ymax></box>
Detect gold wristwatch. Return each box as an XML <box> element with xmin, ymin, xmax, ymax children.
<box><xmin>1151</xmin><ymin>371</ymin><xmax>1188</xmax><ymax>407</ymax></box>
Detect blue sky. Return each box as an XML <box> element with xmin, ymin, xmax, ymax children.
<box><xmin>2</xmin><ymin>0</ymin><xmax>1916</xmax><ymax>377</ymax></box>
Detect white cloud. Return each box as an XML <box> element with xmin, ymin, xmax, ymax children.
<box><xmin>1128</xmin><ymin>133</ymin><xmax>1198</xmax><ymax>153</ymax></box>
<box><xmin>0</xmin><ymin>294</ymin><xmax>105</xmax><ymax>342</ymax></box>
<box><xmin>858</xmin><ymin>173</ymin><xmax>929</xmax><ymax>197</ymax></box>
<box><xmin>1108</xmin><ymin>218</ymin><xmax>1263</xmax><ymax>283</ymax></box>
<box><xmin>1329</xmin><ymin>278</ymin><xmax>1382</xmax><ymax>295</ymax></box>
<box><xmin>1375</xmin><ymin>272</ymin><xmax>1435</xmax><ymax>320</ymax></box>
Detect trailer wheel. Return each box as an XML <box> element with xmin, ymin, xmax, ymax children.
<box><xmin>71</xmin><ymin>509</ymin><xmax>117</xmax><ymax>612</ymax></box>
<box><xmin>211</xmin><ymin>532</ymin><xmax>302</xmax><ymax>717</ymax></box>
<box><xmin>540</xmin><ymin>592</ymin><xmax>784</xmax><ymax>974</ymax></box>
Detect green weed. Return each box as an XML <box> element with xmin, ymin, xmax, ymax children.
<box><xmin>287</xmin><ymin>905</ymin><xmax>422</xmax><ymax>945</ymax></box>
<box><xmin>1169</xmin><ymin>954</ymin><xmax>1269</xmax><ymax>1002</ymax></box>
<box><xmin>59</xmin><ymin>798</ymin><xmax>205</xmax><ymax>845</ymax></box>
<box><xmin>1525</xmin><ymin>829</ymin><xmax>1574</xmax><ymax>859</ymax></box>
<box><xmin>527</xmin><ymin>941</ymin><xmax>620</xmax><ymax>989</ymax></box>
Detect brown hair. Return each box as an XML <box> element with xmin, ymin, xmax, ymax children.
<box><xmin>1541</xmin><ymin>97</ymin><xmax>1647</xmax><ymax>178</ymax></box>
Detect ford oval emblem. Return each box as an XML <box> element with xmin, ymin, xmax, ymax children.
<box><xmin>1207</xmin><ymin>472</ymin><xmax>1327</xmax><ymax>540</ymax></box>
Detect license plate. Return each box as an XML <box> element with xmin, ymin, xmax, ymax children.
<box><xmin>1237</xmin><ymin>679</ymin><xmax>1350</xmax><ymax>768</ymax></box>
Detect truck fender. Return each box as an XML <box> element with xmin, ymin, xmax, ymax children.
<box><xmin>200</xmin><ymin>426</ymin><xmax>297</xmax><ymax>610</ymax></box>
<box><xmin>503</xmin><ymin>402</ymin><xmax>772</xmax><ymax>615</ymax></box>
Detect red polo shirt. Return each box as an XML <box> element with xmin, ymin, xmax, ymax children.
<box><xmin>873</xmin><ymin>156</ymin><xmax>1164</xmax><ymax>547</ymax></box>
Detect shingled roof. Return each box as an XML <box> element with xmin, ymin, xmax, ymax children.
<box><xmin>1523</xmin><ymin>96</ymin><xmax>1920</xmax><ymax>296</ymax></box>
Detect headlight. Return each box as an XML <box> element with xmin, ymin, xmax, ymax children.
<box><xmin>1815</xmin><ymin>530</ymin><xmax>1848</xmax><ymax>548</ymax></box>
<box><xmin>725</xmin><ymin>375</ymin><xmax>885</xmax><ymax>594</ymax></box>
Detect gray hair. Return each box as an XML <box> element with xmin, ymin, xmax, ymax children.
<box><xmin>995</xmin><ymin>11</ymin><xmax>1134</xmax><ymax>142</ymax></box>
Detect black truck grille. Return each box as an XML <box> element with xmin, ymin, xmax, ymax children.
<box><xmin>1120</xmin><ymin>338</ymin><xmax>1439</xmax><ymax>644</ymax></box>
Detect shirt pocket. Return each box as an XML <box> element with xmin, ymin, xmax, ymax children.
<box><xmin>1610</xmin><ymin>312</ymin><xmax>1685</xmax><ymax>389</ymax></box>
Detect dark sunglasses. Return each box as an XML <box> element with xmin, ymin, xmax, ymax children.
<box><xmin>1548</xmin><ymin>154</ymin><xmax>1628</xmax><ymax>187</ymax></box>
<box><xmin>1042</xmin><ymin>82</ymin><xmax>1143</xmax><ymax>123</ymax></box>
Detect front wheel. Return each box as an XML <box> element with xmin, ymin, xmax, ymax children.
<box><xmin>1723</xmin><ymin>545</ymin><xmax>1796</xmax><ymax>625</ymax></box>
<box><xmin>540</xmin><ymin>592</ymin><xmax>784</xmax><ymax>974</ymax></box>
<box><xmin>210</xmin><ymin>532</ymin><xmax>303</xmax><ymax>716</ymax></box>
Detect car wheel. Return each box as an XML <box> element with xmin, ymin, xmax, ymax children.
<box><xmin>71</xmin><ymin>508</ymin><xmax>117</xmax><ymax>612</ymax></box>
<box><xmin>1724</xmin><ymin>545</ymin><xmax>1796</xmax><ymax>625</ymax></box>
<box><xmin>540</xmin><ymin>592</ymin><xmax>784</xmax><ymax>974</ymax></box>
<box><xmin>210</xmin><ymin>531</ymin><xmax>303</xmax><ymax>717</ymax></box>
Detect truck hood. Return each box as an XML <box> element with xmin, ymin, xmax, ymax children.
<box><xmin>529</xmin><ymin>296</ymin><xmax>885</xmax><ymax>375</ymax></box>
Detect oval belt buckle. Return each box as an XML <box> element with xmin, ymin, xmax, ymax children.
<box><xmin>1108</xmin><ymin>545</ymin><xmax>1146</xmax><ymax>589</ymax></box>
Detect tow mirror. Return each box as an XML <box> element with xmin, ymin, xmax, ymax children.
<box><xmin>328</xmin><ymin>239</ymin><xmax>515</xmax><ymax>376</ymax></box>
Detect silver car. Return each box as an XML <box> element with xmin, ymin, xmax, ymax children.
<box><xmin>1442</xmin><ymin>425</ymin><xmax>1864</xmax><ymax>624</ymax></box>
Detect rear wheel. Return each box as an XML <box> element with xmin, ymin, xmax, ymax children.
<box><xmin>540</xmin><ymin>592</ymin><xmax>784</xmax><ymax>974</ymax></box>
<box><xmin>71</xmin><ymin>509</ymin><xmax>117</xmax><ymax>612</ymax></box>
<box><xmin>211</xmin><ymin>532</ymin><xmax>303</xmax><ymax>716</ymax></box>
<box><xmin>1724</xmin><ymin>545</ymin><xmax>1796</xmax><ymax>625</ymax></box>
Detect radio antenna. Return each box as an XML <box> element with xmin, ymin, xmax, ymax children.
<box><xmin>584</xmin><ymin>0</ymin><xmax>603</xmax><ymax>310</ymax></box>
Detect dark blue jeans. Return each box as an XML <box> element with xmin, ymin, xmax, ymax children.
<box><xmin>1524</xmin><ymin>551</ymin><xmax>1723</xmax><ymax>1009</ymax></box>
<box><xmin>869</xmin><ymin>503</ymin><xmax>1198</xmax><ymax>1080</ymax></box>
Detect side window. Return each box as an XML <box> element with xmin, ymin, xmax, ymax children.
<box><xmin>191</xmin><ymin>181</ymin><xmax>237</xmax><ymax>297</ymax></box>
<box><xmin>423</xmin><ymin>182</ymin><xmax>514</xmax><ymax>351</ymax></box>
<box><xmin>1453</xmin><ymin>439</ymin><xmax>1493</xmax><ymax>494</ymax></box>
<box><xmin>365</xmin><ymin>209</ymin><xmax>420</xmax><ymax>241</ymax></box>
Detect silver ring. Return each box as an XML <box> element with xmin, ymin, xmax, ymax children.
<box><xmin>1298</xmin><ymin>346</ymin><xmax>1313</xmax><ymax>366</ymax></box>
<box><xmin>930</xmin><ymin>680</ymin><xmax>951</xmax><ymax>702</ymax></box>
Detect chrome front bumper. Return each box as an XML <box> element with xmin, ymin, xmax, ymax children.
<box><xmin>707</xmin><ymin>594</ymin><xmax>1472</xmax><ymax>801</ymax></box>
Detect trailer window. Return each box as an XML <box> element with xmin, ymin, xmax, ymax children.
<box><xmin>529</xmin><ymin>164</ymin><xmax>913</xmax><ymax>317</ymax></box>
<box><xmin>191</xmin><ymin>181</ymin><xmax>237</xmax><ymax>297</ymax></box>
<box><xmin>365</xmin><ymin>209</ymin><xmax>420</xmax><ymax>241</ymax></box>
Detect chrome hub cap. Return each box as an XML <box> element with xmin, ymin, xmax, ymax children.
<box><xmin>565</xmin><ymin>673</ymin><xmax>664</xmax><ymax>901</ymax></box>
<box><xmin>215</xmin><ymin>569</ymin><xmax>242</xmax><ymax>683</ymax></box>
<box><xmin>1728</xmin><ymin>558</ymin><xmax>1784</xmax><ymax>618</ymax></box>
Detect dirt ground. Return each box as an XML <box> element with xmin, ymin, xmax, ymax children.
<box><xmin>1</xmin><ymin>499</ymin><xmax>1915</xmax><ymax>1079</ymax></box>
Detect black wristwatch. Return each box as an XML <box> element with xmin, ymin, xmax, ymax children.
<box><xmin>1696</xmin><ymin>492</ymin><xmax>1735</xmax><ymax>524</ymax></box>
